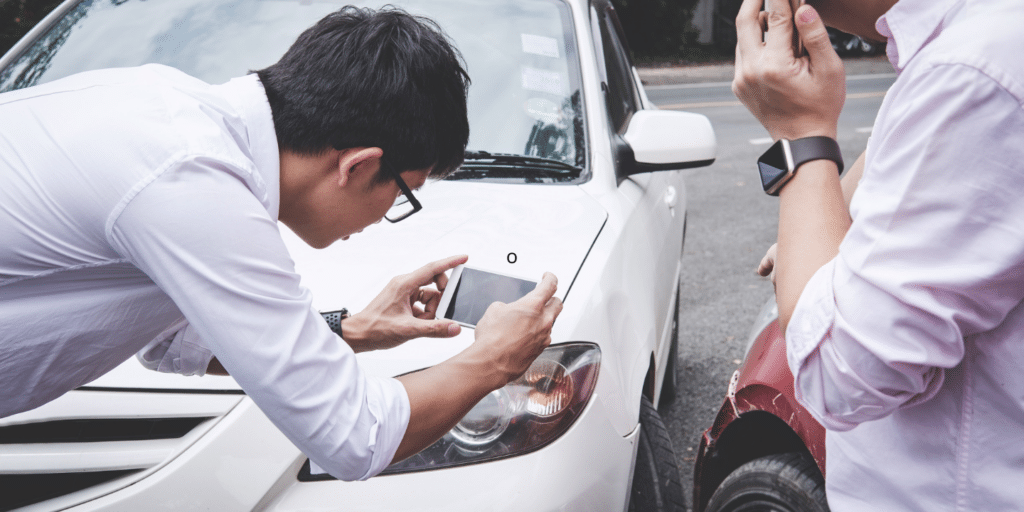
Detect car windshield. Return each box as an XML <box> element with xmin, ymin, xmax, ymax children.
<box><xmin>0</xmin><ymin>0</ymin><xmax>586</xmax><ymax>180</ymax></box>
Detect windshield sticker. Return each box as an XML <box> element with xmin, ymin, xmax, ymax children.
<box><xmin>521</xmin><ymin>34</ymin><xmax>560</xmax><ymax>58</ymax></box>
<box><xmin>521</xmin><ymin>67</ymin><xmax>566</xmax><ymax>96</ymax></box>
<box><xmin>525</xmin><ymin>97</ymin><xmax>561</xmax><ymax>125</ymax></box>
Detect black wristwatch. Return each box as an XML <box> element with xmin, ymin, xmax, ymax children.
<box><xmin>758</xmin><ymin>136</ymin><xmax>844</xmax><ymax>196</ymax></box>
<box><xmin>321</xmin><ymin>308</ymin><xmax>349</xmax><ymax>338</ymax></box>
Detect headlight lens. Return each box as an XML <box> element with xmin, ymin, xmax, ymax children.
<box><xmin>381</xmin><ymin>342</ymin><xmax>601</xmax><ymax>474</ymax></box>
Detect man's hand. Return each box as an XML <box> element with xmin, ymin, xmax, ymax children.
<box><xmin>342</xmin><ymin>255</ymin><xmax>468</xmax><ymax>352</ymax></box>
<box><xmin>758</xmin><ymin>242</ymin><xmax>779</xmax><ymax>284</ymax></box>
<box><xmin>733</xmin><ymin>0</ymin><xmax>845</xmax><ymax>141</ymax></box>
<box><xmin>393</xmin><ymin>272</ymin><xmax>562</xmax><ymax>462</ymax></box>
<box><xmin>470</xmin><ymin>272</ymin><xmax>563</xmax><ymax>387</ymax></box>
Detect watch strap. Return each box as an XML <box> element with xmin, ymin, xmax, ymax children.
<box><xmin>788</xmin><ymin>136</ymin><xmax>844</xmax><ymax>174</ymax></box>
<box><xmin>321</xmin><ymin>308</ymin><xmax>349</xmax><ymax>338</ymax></box>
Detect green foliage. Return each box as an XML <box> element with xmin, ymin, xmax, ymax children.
<box><xmin>610</xmin><ymin>0</ymin><xmax>712</xmax><ymax>61</ymax></box>
<box><xmin>0</xmin><ymin>0</ymin><xmax>65</xmax><ymax>57</ymax></box>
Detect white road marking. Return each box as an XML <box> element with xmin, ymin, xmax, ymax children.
<box><xmin>642</xmin><ymin>73</ymin><xmax>896</xmax><ymax>91</ymax></box>
<box><xmin>749</xmin><ymin>137</ymin><xmax>774</xmax><ymax>145</ymax></box>
<box><xmin>856</xmin><ymin>126</ymin><xmax>873</xmax><ymax>133</ymax></box>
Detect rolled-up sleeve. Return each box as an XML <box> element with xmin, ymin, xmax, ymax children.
<box><xmin>108</xmin><ymin>154</ymin><xmax>409</xmax><ymax>481</ymax></box>
<box><xmin>786</xmin><ymin>61</ymin><xmax>1024</xmax><ymax>431</ymax></box>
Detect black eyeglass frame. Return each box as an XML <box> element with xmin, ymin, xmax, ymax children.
<box><xmin>382</xmin><ymin>161</ymin><xmax>422</xmax><ymax>223</ymax></box>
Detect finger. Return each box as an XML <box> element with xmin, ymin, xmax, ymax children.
<box><xmin>795</xmin><ymin>5</ymin><xmax>836</xmax><ymax>64</ymax></box>
<box><xmin>421</xmin><ymin>289</ymin><xmax>442</xmax><ymax>316</ymax></box>
<box><xmin>757</xmin><ymin>244</ymin><xmax>778</xmax><ymax>276</ymax></box>
<box><xmin>735</xmin><ymin>0</ymin><xmax>766</xmax><ymax>56</ymax></box>
<box><xmin>544</xmin><ymin>296</ymin><xmax>564</xmax><ymax>322</ymax></box>
<box><xmin>764</xmin><ymin>0</ymin><xmax>794</xmax><ymax>54</ymax></box>
<box><xmin>410</xmin><ymin>319</ymin><xmax>461</xmax><ymax>338</ymax></box>
<box><xmin>408</xmin><ymin>254</ymin><xmax>468</xmax><ymax>288</ymax></box>
<box><xmin>757</xmin><ymin>254</ymin><xmax>775</xmax><ymax>276</ymax></box>
<box><xmin>758</xmin><ymin>11</ymin><xmax>768</xmax><ymax>33</ymax></box>
<box><xmin>519</xmin><ymin>272</ymin><xmax>558</xmax><ymax>308</ymax></box>
<box><xmin>434</xmin><ymin>270</ymin><xmax>449</xmax><ymax>292</ymax></box>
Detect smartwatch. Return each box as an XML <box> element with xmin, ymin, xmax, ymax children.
<box><xmin>758</xmin><ymin>136</ymin><xmax>844</xmax><ymax>196</ymax></box>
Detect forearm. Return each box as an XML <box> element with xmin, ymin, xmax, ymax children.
<box><xmin>392</xmin><ymin>346</ymin><xmax>504</xmax><ymax>462</ymax></box>
<box><xmin>840</xmin><ymin>150</ymin><xmax>866</xmax><ymax>211</ymax></box>
<box><xmin>775</xmin><ymin>160</ymin><xmax>850</xmax><ymax>332</ymax></box>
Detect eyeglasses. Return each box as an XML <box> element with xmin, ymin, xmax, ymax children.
<box><xmin>383</xmin><ymin>161</ymin><xmax>422</xmax><ymax>223</ymax></box>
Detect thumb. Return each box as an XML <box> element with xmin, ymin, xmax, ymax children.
<box><xmin>795</xmin><ymin>6</ymin><xmax>833</xmax><ymax>60</ymax></box>
<box><xmin>413</xmin><ymin>319</ymin><xmax>462</xmax><ymax>338</ymax></box>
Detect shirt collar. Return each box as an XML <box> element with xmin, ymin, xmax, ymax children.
<box><xmin>214</xmin><ymin>74</ymin><xmax>282</xmax><ymax>220</ymax></box>
<box><xmin>876</xmin><ymin>0</ymin><xmax>962</xmax><ymax>73</ymax></box>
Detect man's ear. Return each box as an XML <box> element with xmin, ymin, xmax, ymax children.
<box><xmin>336</xmin><ymin>147</ymin><xmax>384</xmax><ymax>189</ymax></box>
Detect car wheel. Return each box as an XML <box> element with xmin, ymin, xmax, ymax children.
<box><xmin>659</xmin><ymin>283</ymin><xmax>681</xmax><ymax>408</ymax></box>
<box><xmin>705</xmin><ymin>452</ymin><xmax>829</xmax><ymax>512</ymax></box>
<box><xmin>628</xmin><ymin>396</ymin><xmax>686</xmax><ymax>512</ymax></box>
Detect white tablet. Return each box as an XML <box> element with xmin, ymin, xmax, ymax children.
<box><xmin>436</xmin><ymin>265</ymin><xmax>538</xmax><ymax>328</ymax></box>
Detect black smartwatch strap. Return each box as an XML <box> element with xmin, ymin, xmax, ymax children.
<box><xmin>321</xmin><ymin>308</ymin><xmax>349</xmax><ymax>338</ymax></box>
<box><xmin>788</xmin><ymin>136</ymin><xmax>844</xmax><ymax>174</ymax></box>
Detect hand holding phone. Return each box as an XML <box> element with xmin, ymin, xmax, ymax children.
<box><xmin>436</xmin><ymin>265</ymin><xmax>539</xmax><ymax>328</ymax></box>
<box><xmin>764</xmin><ymin>0</ymin><xmax>806</xmax><ymax>56</ymax></box>
<box><xmin>733</xmin><ymin>0</ymin><xmax>844</xmax><ymax>142</ymax></box>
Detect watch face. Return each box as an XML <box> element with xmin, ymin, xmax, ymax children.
<box><xmin>758</xmin><ymin>140</ymin><xmax>791</xmax><ymax>195</ymax></box>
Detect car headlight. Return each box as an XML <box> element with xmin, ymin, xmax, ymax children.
<box><xmin>381</xmin><ymin>342</ymin><xmax>600</xmax><ymax>475</ymax></box>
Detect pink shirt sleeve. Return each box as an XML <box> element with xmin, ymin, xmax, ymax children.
<box><xmin>786</xmin><ymin>62</ymin><xmax>1024</xmax><ymax>431</ymax></box>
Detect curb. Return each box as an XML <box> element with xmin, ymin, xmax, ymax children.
<box><xmin>637</xmin><ymin>55</ymin><xmax>894</xmax><ymax>86</ymax></box>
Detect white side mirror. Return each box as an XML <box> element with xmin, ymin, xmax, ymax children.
<box><xmin>622</xmin><ymin>110</ymin><xmax>717</xmax><ymax>172</ymax></box>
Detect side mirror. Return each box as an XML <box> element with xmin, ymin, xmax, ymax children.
<box><xmin>617</xmin><ymin>110</ymin><xmax>717</xmax><ymax>180</ymax></box>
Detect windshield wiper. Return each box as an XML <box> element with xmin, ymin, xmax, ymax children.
<box><xmin>457</xmin><ymin>150</ymin><xmax>583</xmax><ymax>177</ymax></box>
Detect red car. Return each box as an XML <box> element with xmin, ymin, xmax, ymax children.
<box><xmin>692</xmin><ymin>299</ymin><xmax>830</xmax><ymax>512</ymax></box>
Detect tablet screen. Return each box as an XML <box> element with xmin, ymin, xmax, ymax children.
<box><xmin>443</xmin><ymin>268</ymin><xmax>537</xmax><ymax>326</ymax></box>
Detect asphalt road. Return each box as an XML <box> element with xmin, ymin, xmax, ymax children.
<box><xmin>647</xmin><ymin>65</ymin><xmax>897</xmax><ymax>510</ymax></box>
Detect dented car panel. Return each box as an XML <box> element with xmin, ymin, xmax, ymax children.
<box><xmin>692</xmin><ymin>312</ymin><xmax>826</xmax><ymax>512</ymax></box>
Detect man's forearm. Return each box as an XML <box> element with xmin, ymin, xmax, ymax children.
<box><xmin>775</xmin><ymin>160</ymin><xmax>851</xmax><ymax>332</ymax></box>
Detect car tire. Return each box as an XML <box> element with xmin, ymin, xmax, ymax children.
<box><xmin>628</xmin><ymin>396</ymin><xmax>686</xmax><ymax>512</ymax></box>
<box><xmin>659</xmin><ymin>284</ymin><xmax>681</xmax><ymax>408</ymax></box>
<box><xmin>705</xmin><ymin>452</ymin><xmax>829</xmax><ymax>512</ymax></box>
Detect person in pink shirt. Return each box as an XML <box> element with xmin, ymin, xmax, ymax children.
<box><xmin>734</xmin><ymin>0</ymin><xmax>1024</xmax><ymax>509</ymax></box>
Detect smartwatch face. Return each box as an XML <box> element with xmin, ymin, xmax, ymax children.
<box><xmin>758</xmin><ymin>140</ymin><xmax>790</xmax><ymax>195</ymax></box>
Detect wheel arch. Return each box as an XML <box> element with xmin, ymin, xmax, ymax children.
<box><xmin>695</xmin><ymin>410</ymin><xmax>812</xmax><ymax>512</ymax></box>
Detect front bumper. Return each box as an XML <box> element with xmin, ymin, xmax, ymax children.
<box><xmin>68</xmin><ymin>393</ymin><xmax>637</xmax><ymax>512</ymax></box>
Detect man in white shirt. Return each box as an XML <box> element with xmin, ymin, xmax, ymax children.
<box><xmin>733</xmin><ymin>0</ymin><xmax>1024</xmax><ymax>509</ymax></box>
<box><xmin>0</xmin><ymin>7</ymin><xmax>561</xmax><ymax>482</ymax></box>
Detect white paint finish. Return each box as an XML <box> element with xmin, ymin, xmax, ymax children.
<box><xmin>67</xmin><ymin>399</ymin><xmax>301</xmax><ymax>512</ymax></box>
<box><xmin>623</xmin><ymin>108</ymin><xmax>717</xmax><ymax>166</ymax></box>
<box><xmin>0</xmin><ymin>391</ymin><xmax>240</xmax><ymax>426</ymax></box>
<box><xmin>282</xmin><ymin>180</ymin><xmax>608</xmax><ymax>379</ymax></box>
<box><xmin>1</xmin><ymin>439</ymin><xmax>177</xmax><ymax>473</ymax></box>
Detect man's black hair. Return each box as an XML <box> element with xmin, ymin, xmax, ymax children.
<box><xmin>256</xmin><ymin>6</ymin><xmax>470</xmax><ymax>183</ymax></box>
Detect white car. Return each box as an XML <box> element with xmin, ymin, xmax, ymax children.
<box><xmin>0</xmin><ymin>0</ymin><xmax>716</xmax><ymax>510</ymax></box>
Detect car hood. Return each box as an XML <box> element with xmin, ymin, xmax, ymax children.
<box><xmin>89</xmin><ymin>180</ymin><xmax>607</xmax><ymax>391</ymax></box>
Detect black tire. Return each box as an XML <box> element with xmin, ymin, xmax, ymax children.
<box><xmin>628</xmin><ymin>396</ymin><xmax>686</xmax><ymax>512</ymax></box>
<box><xmin>705</xmin><ymin>452</ymin><xmax>829</xmax><ymax>512</ymax></box>
<box><xmin>659</xmin><ymin>283</ymin><xmax>681</xmax><ymax>408</ymax></box>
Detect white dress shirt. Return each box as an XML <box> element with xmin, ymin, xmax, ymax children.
<box><xmin>785</xmin><ymin>0</ymin><xmax>1024</xmax><ymax>509</ymax></box>
<box><xmin>0</xmin><ymin>65</ymin><xmax>409</xmax><ymax>481</ymax></box>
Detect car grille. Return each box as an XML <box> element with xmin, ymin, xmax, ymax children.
<box><xmin>0</xmin><ymin>389</ymin><xmax>242</xmax><ymax>511</ymax></box>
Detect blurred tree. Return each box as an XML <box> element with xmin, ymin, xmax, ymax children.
<box><xmin>1</xmin><ymin>0</ymin><xmax>67</xmax><ymax>57</ymax></box>
<box><xmin>611</xmin><ymin>0</ymin><xmax>724</xmax><ymax>63</ymax></box>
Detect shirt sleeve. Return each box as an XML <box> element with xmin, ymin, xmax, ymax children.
<box><xmin>786</xmin><ymin>62</ymin><xmax>1024</xmax><ymax>431</ymax></box>
<box><xmin>136</xmin><ymin>322</ymin><xmax>215</xmax><ymax>376</ymax></box>
<box><xmin>108</xmin><ymin>155</ymin><xmax>409</xmax><ymax>480</ymax></box>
